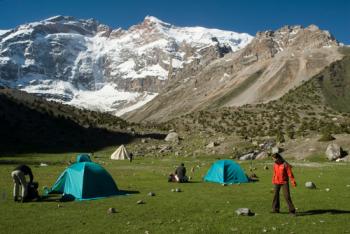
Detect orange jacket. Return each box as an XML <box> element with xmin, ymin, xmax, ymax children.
<box><xmin>272</xmin><ymin>162</ymin><xmax>296</xmax><ymax>187</ymax></box>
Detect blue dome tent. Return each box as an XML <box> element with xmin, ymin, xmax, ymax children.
<box><xmin>204</xmin><ymin>160</ymin><xmax>249</xmax><ymax>184</ymax></box>
<box><xmin>48</xmin><ymin>162</ymin><xmax>121</xmax><ymax>200</ymax></box>
<box><xmin>76</xmin><ymin>154</ymin><xmax>92</xmax><ymax>163</ymax></box>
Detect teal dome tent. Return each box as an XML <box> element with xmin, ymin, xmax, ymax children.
<box><xmin>49</xmin><ymin>162</ymin><xmax>120</xmax><ymax>200</ymax></box>
<box><xmin>76</xmin><ymin>154</ymin><xmax>92</xmax><ymax>163</ymax></box>
<box><xmin>204</xmin><ymin>160</ymin><xmax>249</xmax><ymax>184</ymax></box>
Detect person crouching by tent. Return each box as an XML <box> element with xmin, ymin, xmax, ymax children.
<box><xmin>11</xmin><ymin>164</ymin><xmax>33</xmax><ymax>202</ymax></box>
<box><xmin>174</xmin><ymin>163</ymin><xmax>188</xmax><ymax>183</ymax></box>
<box><xmin>271</xmin><ymin>153</ymin><xmax>297</xmax><ymax>215</ymax></box>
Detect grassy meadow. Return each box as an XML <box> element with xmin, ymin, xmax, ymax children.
<box><xmin>0</xmin><ymin>149</ymin><xmax>350</xmax><ymax>234</ymax></box>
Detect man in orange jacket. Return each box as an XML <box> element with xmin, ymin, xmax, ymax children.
<box><xmin>271</xmin><ymin>153</ymin><xmax>296</xmax><ymax>215</ymax></box>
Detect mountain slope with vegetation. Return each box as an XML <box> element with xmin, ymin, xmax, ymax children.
<box><xmin>0</xmin><ymin>88</ymin><xmax>164</xmax><ymax>154</ymax></box>
<box><xmin>161</xmin><ymin>49</ymin><xmax>350</xmax><ymax>142</ymax></box>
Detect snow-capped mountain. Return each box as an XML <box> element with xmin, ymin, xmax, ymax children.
<box><xmin>0</xmin><ymin>15</ymin><xmax>253</xmax><ymax>115</ymax></box>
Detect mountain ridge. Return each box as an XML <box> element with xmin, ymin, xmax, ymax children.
<box><xmin>124</xmin><ymin>24</ymin><xmax>342</xmax><ymax>122</ymax></box>
<box><xmin>0</xmin><ymin>15</ymin><xmax>252</xmax><ymax>116</ymax></box>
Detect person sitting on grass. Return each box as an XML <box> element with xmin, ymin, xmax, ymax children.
<box><xmin>271</xmin><ymin>153</ymin><xmax>297</xmax><ymax>215</ymax></box>
<box><xmin>11</xmin><ymin>164</ymin><xmax>33</xmax><ymax>202</ymax></box>
<box><xmin>174</xmin><ymin>163</ymin><xmax>188</xmax><ymax>183</ymax></box>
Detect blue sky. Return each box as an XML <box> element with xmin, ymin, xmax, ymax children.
<box><xmin>0</xmin><ymin>0</ymin><xmax>349</xmax><ymax>44</ymax></box>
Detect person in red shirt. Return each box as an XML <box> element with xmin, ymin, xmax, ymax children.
<box><xmin>271</xmin><ymin>153</ymin><xmax>296</xmax><ymax>215</ymax></box>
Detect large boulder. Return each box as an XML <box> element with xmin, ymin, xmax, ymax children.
<box><xmin>325</xmin><ymin>143</ymin><xmax>342</xmax><ymax>161</ymax></box>
<box><xmin>165</xmin><ymin>132</ymin><xmax>179</xmax><ymax>142</ymax></box>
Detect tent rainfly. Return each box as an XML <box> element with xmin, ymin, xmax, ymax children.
<box><xmin>48</xmin><ymin>162</ymin><xmax>121</xmax><ymax>200</ymax></box>
<box><xmin>204</xmin><ymin>159</ymin><xmax>249</xmax><ymax>184</ymax></box>
<box><xmin>111</xmin><ymin>145</ymin><xmax>130</xmax><ymax>160</ymax></box>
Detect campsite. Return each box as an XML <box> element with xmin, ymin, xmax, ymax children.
<box><xmin>1</xmin><ymin>1</ymin><xmax>350</xmax><ymax>233</ymax></box>
<box><xmin>1</xmin><ymin>145</ymin><xmax>350</xmax><ymax>233</ymax></box>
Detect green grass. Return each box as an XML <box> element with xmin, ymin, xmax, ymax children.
<box><xmin>1</xmin><ymin>152</ymin><xmax>350</xmax><ymax>233</ymax></box>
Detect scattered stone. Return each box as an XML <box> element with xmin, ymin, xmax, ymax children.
<box><xmin>107</xmin><ymin>207</ymin><xmax>117</xmax><ymax>214</ymax></box>
<box><xmin>174</xmin><ymin>151</ymin><xmax>180</xmax><ymax>156</ymax></box>
<box><xmin>145</xmin><ymin>231</ymin><xmax>149</xmax><ymax>234</ymax></box>
<box><xmin>255</xmin><ymin>151</ymin><xmax>268</xmax><ymax>160</ymax></box>
<box><xmin>262</xmin><ymin>228</ymin><xmax>268</xmax><ymax>232</ymax></box>
<box><xmin>271</xmin><ymin>147</ymin><xmax>281</xmax><ymax>154</ymax></box>
<box><xmin>148</xmin><ymin>192</ymin><xmax>155</xmax><ymax>196</ymax></box>
<box><xmin>222</xmin><ymin>183</ymin><xmax>227</xmax><ymax>186</ymax></box>
<box><xmin>40</xmin><ymin>163</ymin><xmax>48</xmax><ymax>167</ymax></box>
<box><xmin>239</xmin><ymin>153</ymin><xmax>255</xmax><ymax>161</ymax></box>
<box><xmin>165</xmin><ymin>132</ymin><xmax>179</xmax><ymax>142</ymax></box>
<box><xmin>336</xmin><ymin>155</ymin><xmax>350</xmax><ymax>162</ymax></box>
<box><xmin>137</xmin><ymin>200</ymin><xmax>145</xmax><ymax>204</ymax></box>
<box><xmin>346</xmin><ymin>185</ymin><xmax>350</xmax><ymax>187</ymax></box>
<box><xmin>175</xmin><ymin>188</ymin><xmax>181</xmax><ymax>192</ymax></box>
<box><xmin>57</xmin><ymin>204</ymin><xmax>62</xmax><ymax>208</ymax></box>
<box><xmin>325</xmin><ymin>143</ymin><xmax>342</xmax><ymax>161</ymax></box>
<box><xmin>305</xmin><ymin>181</ymin><xmax>316</xmax><ymax>189</ymax></box>
<box><xmin>206</xmin><ymin>141</ymin><xmax>218</xmax><ymax>148</ymax></box>
<box><xmin>159</xmin><ymin>145</ymin><xmax>172</xmax><ymax>153</ymax></box>
<box><xmin>141</xmin><ymin>139</ymin><xmax>148</xmax><ymax>143</ymax></box>
<box><xmin>264</xmin><ymin>165</ymin><xmax>269</xmax><ymax>170</ymax></box>
<box><xmin>325</xmin><ymin>188</ymin><xmax>330</xmax><ymax>192</ymax></box>
<box><xmin>235</xmin><ymin>208</ymin><xmax>255</xmax><ymax>216</ymax></box>
<box><xmin>171</xmin><ymin>189</ymin><xmax>175</xmax><ymax>192</ymax></box>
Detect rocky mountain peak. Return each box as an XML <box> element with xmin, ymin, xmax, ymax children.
<box><xmin>143</xmin><ymin>16</ymin><xmax>172</xmax><ymax>28</ymax></box>
<box><xmin>241</xmin><ymin>24</ymin><xmax>338</xmax><ymax>61</ymax></box>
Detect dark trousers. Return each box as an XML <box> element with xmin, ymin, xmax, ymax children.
<box><xmin>272</xmin><ymin>183</ymin><xmax>295</xmax><ymax>213</ymax></box>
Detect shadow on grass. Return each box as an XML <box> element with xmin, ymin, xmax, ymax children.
<box><xmin>38</xmin><ymin>190</ymin><xmax>140</xmax><ymax>202</ymax></box>
<box><xmin>297</xmin><ymin>209</ymin><xmax>350</xmax><ymax>216</ymax></box>
<box><xmin>118</xmin><ymin>190</ymin><xmax>140</xmax><ymax>195</ymax></box>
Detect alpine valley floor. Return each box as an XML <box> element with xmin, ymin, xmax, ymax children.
<box><xmin>0</xmin><ymin>149</ymin><xmax>350</xmax><ymax>234</ymax></box>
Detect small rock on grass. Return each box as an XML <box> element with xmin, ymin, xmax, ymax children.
<box><xmin>235</xmin><ymin>208</ymin><xmax>255</xmax><ymax>216</ymax></box>
<box><xmin>137</xmin><ymin>200</ymin><xmax>145</xmax><ymax>204</ymax></box>
<box><xmin>107</xmin><ymin>207</ymin><xmax>116</xmax><ymax>214</ymax></box>
<box><xmin>148</xmin><ymin>192</ymin><xmax>155</xmax><ymax>196</ymax></box>
<box><xmin>305</xmin><ymin>181</ymin><xmax>316</xmax><ymax>189</ymax></box>
<box><xmin>175</xmin><ymin>188</ymin><xmax>181</xmax><ymax>192</ymax></box>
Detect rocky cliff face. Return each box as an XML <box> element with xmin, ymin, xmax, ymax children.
<box><xmin>0</xmin><ymin>16</ymin><xmax>252</xmax><ymax>114</ymax></box>
<box><xmin>124</xmin><ymin>25</ymin><xmax>342</xmax><ymax>122</ymax></box>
